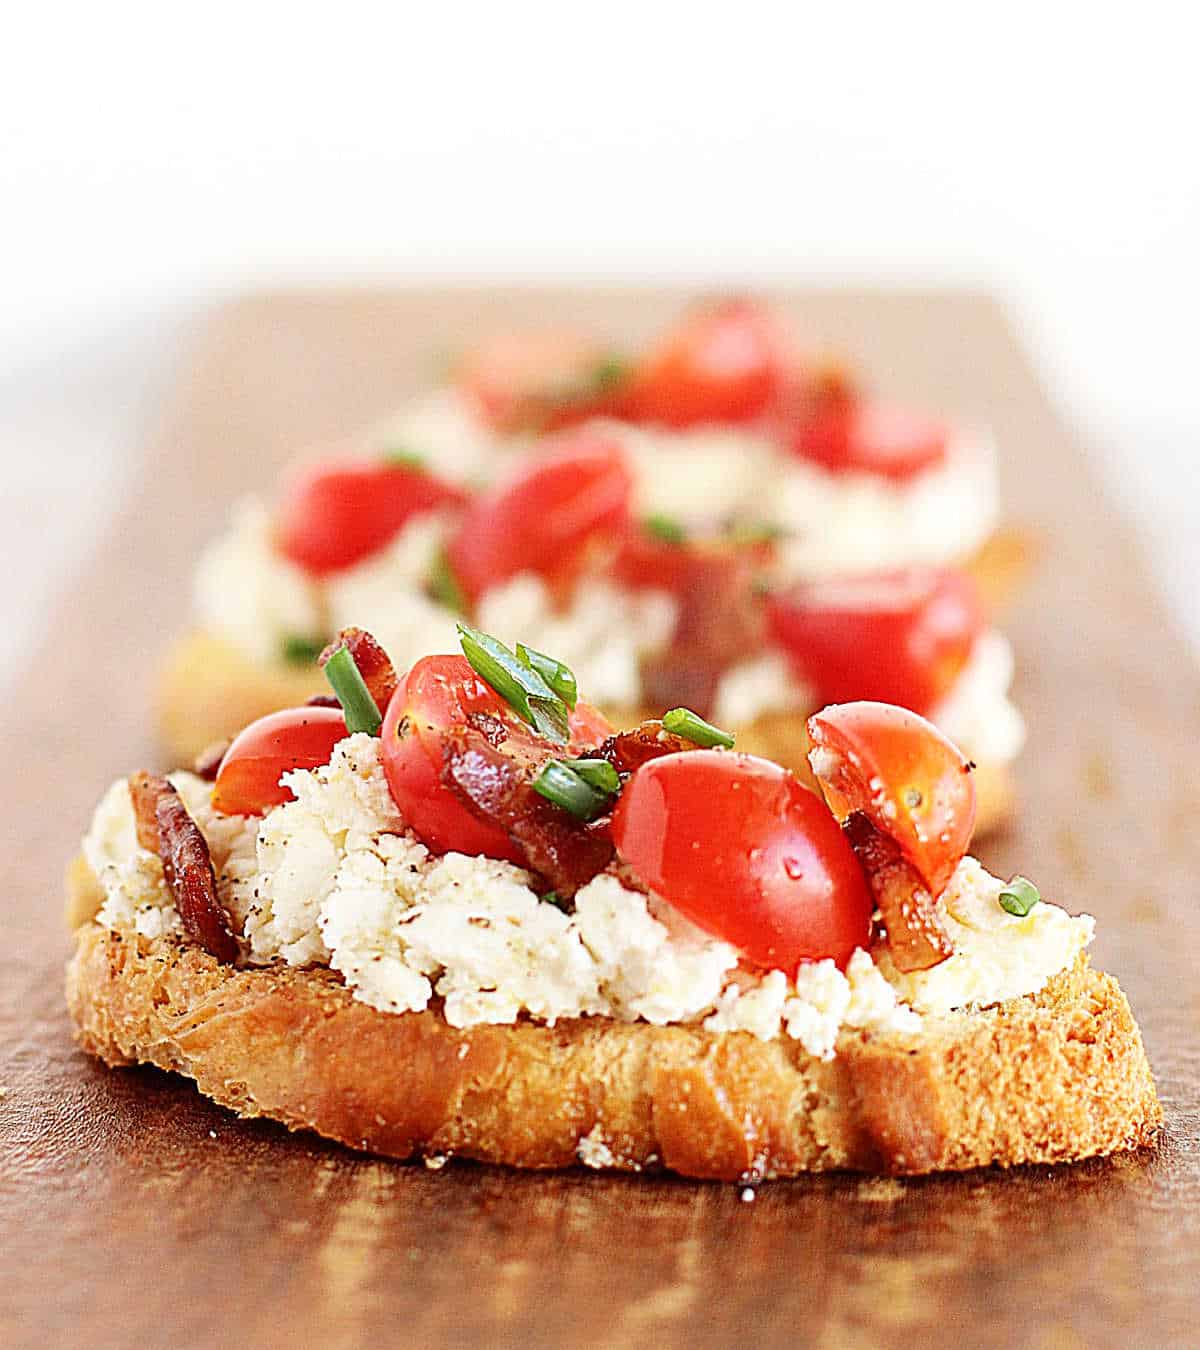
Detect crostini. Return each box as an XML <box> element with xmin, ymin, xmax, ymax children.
<box><xmin>77</xmin><ymin>627</ymin><xmax>1157</xmax><ymax>1179</ymax></box>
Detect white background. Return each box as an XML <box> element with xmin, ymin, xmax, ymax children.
<box><xmin>2</xmin><ymin>4</ymin><xmax>1197</xmax><ymax>680</ymax></box>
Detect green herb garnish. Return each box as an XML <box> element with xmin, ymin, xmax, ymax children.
<box><xmin>281</xmin><ymin>633</ymin><xmax>326</xmax><ymax>667</ymax></box>
<box><xmin>662</xmin><ymin>707</ymin><xmax>736</xmax><ymax>749</ymax></box>
<box><xmin>728</xmin><ymin>519</ymin><xmax>786</xmax><ymax>546</ymax></box>
<box><xmin>998</xmin><ymin>876</ymin><xmax>1041</xmax><ymax>917</ymax></box>
<box><xmin>323</xmin><ymin>645</ymin><xmax>383</xmax><ymax>736</ymax></box>
<box><xmin>516</xmin><ymin>643</ymin><xmax>578</xmax><ymax>710</ymax></box>
<box><xmin>643</xmin><ymin>513</ymin><xmax>687</xmax><ymax>545</ymax></box>
<box><xmin>456</xmin><ymin>623</ymin><xmax>570</xmax><ymax>744</ymax></box>
<box><xmin>428</xmin><ymin>547</ymin><xmax>468</xmax><ymax>615</ymax></box>
<box><xmin>532</xmin><ymin>761</ymin><xmax>611</xmax><ymax>820</ymax></box>
<box><xmin>560</xmin><ymin>757</ymin><xmax>620</xmax><ymax>795</ymax></box>
<box><xmin>591</xmin><ymin>353</ymin><xmax>630</xmax><ymax>392</ymax></box>
<box><xmin>381</xmin><ymin>448</ymin><xmax>427</xmax><ymax>470</ymax></box>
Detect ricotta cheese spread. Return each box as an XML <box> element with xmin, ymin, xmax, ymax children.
<box><xmin>83</xmin><ymin>735</ymin><xmax>1090</xmax><ymax>1058</ymax></box>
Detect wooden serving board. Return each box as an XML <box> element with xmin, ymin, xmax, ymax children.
<box><xmin>3</xmin><ymin>289</ymin><xmax>1198</xmax><ymax>1349</ymax></box>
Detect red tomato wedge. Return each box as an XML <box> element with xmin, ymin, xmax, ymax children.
<box><xmin>381</xmin><ymin>654</ymin><xmax>612</xmax><ymax>859</ymax></box>
<box><xmin>788</xmin><ymin>401</ymin><xmax>949</xmax><ymax>480</ymax></box>
<box><xmin>447</xmin><ymin>435</ymin><xmax>634</xmax><ymax>602</ymax></box>
<box><xmin>806</xmin><ymin>702</ymin><xmax>976</xmax><ymax>898</ymax></box>
<box><xmin>212</xmin><ymin>707</ymin><xmax>348</xmax><ymax>816</ymax></box>
<box><xmin>276</xmin><ymin>459</ymin><xmax>466</xmax><ymax>576</ymax></box>
<box><xmin>624</xmin><ymin>299</ymin><xmax>788</xmax><ymax>428</ymax></box>
<box><xmin>766</xmin><ymin>568</ymin><xmax>985</xmax><ymax>714</ymax></box>
<box><xmin>611</xmin><ymin>750</ymin><xmax>873</xmax><ymax>971</ymax></box>
<box><xmin>457</xmin><ymin>330</ymin><xmax>629</xmax><ymax>433</ymax></box>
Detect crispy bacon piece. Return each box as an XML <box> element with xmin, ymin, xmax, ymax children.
<box><xmin>127</xmin><ymin>772</ymin><xmax>240</xmax><ymax>964</ymax></box>
<box><xmin>639</xmin><ymin>550</ymin><xmax>766</xmax><ymax>717</ymax></box>
<box><xmin>441</xmin><ymin>732</ymin><xmax>614</xmax><ymax>896</ymax></box>
<box><xmin>596</xmin><ymin>721</ymin><xmax>695</xmax><ymax>775</ymax></box>
<box><xmin>843</xmin><ymin>811</ymin><xmax>953</xmax><ymax>973</ymax></box>
<box><xmin>319</xmin><ymin>626</ymin><xmax>399</xmax><ymax>716</ymax></box>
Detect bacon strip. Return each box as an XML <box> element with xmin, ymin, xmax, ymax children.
<box><xmin>596</xmin><ymin>721</ymin><xmax>695</xmax><ymax>775</ymax></box>
<box><xmin>441</xmin><ymin>733</ymin><xmax>614</xmax><ymax>897</ymax></box>
<box><xmin>639</xmin><ymin>550</ymin><xmax>766</xmax><ymax>717</ymax></box>
<box><xmin>128</xmin><ymin>772</ymin><xmax>240</xmax><ymax>964</ymax></box>
<box><xmin>319</xmin><ymin>626</ymin><xmax>399</xmax><ymax>715</ymax></box>
<box><xmin>843</xmin><ymin>811</ymin><xmax>953</xmax><ymax>973</ymax></box>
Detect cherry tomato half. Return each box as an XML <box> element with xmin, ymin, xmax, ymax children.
<box><xmin>381</xmin><ymin>654</ymin><xmax>613</xmax><ymax>859</ymax></box>
<box><xmin>447</xmin><ymin>434</ymin><xmax>634</xmax><ymax>602</ymax></box>
<box><xmin>457</xmin><ymin>329</ymin><xmax>629</xmax><ymax>433</ymax></box>
<box><xmin>276</xmin><ymin>459</ymin><xmax>465</xmax><ymax>576</ymax></box>
<box><xmin>624</xmin><ymin>299</ymin><xmax>788</xmax><ymax>428</ymax></box>
<box><xmin>611</xmin><ymin>750</ymin><xmax>873</xmax><ymax>971</ymax></box>
<box><xmin>212</xmin><ymin>706</ymin><xmax>348</xmax><ymax>816</ymax></box>
<box><xmin>766</xmin><ymin>568</ymin><xmax>985</xmax><ymax>714</ymax></box>
<box><xmin>788</xmin><ymin>401</ymin><xmax>949</xmax><ymax>480</ymax></box>
<box><xmin>806</xmin><ymin>702</ymin><xmax>976</xmax><ymax>897</ymax></box>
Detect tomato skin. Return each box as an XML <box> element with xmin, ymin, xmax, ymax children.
<box><xmin>787</xmin><ymin>401</ymin><xmax>949</xmax><ymax>480</ymax></box>
<box><xmin>447</xmin><ymin>434</ymin><xmax>634</xmax><ymax>602</ymax></box>
<box><xmin>624</xmin><ymin>300</ymin><xmax>788</xmax><ymax>428</ymax></box>
<box><xmin>276</xmin><ymin>460</ymin><xmax>466</xmax><ymax>576</ymax></box>
<box><xmin>212</xmin><ymin>707</ymin><xmax>348</xmax><ymax>816</ymax></box>
<box><xmin>380</xmin><ymin>654</ymin><xmax>613</xmax><ymax>859</ymax></box>
<box><xmin>766</xmin><ymin>568</ymin><xmax>985</xmax><ymax>714</ymax></box>
<box><xmin>611</xmin><ymin>750</ymin><xmax>873</xmax><ymax>971</ymax></box>
<box><xmin>806</xmin><ymin>702</ymin><xmax>976</xmax><ymax>897</ymax></box>
<box><xmin>457</xmin><ymin>330</ymin><xmax>627</xmax><ymax>433</ymax></box>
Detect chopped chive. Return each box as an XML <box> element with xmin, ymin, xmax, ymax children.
<box><xmin>428</xmin><ymin>546</ymin><xmax>468</xmax><ymax>614</ymax></box>
<box><xmin>382</xmin><ymin>448</ymin><xmax>427</xmax><ymax>470</ymax></box>
<box><xmin>280</xmin><ymin>633</ymin><xmax>326</xmax><ymax>666</ymax></box>
<box><xmin>728</xmin><ymin>520</ymin><xmax>786</xmax><ymax>546</ymax></box>
<box><xmin>324</xmin><ymin>646</ymin><xmax>383</xmax><ymax>736</ymax></box>
<box><xmin>591</xmin><ymin>353</ymin><xmax>629</xmax><ymax>392</ymax></box>
<box><xmin>662</xmin><ymin>707</ymin><xmax>736</xmax><ymax>749</ymax></box>
<box><xmin>561</xmin><ymin>757</ymin><xmax>620</xmax><ymax>795</ymax></box>
<box><xmin>532</xmin><ymin>761</ymin><xmax>610</xmax><ymax>820</ymax></box>
<box><xmin>516</xmin><ymin>643</ymin><xmax>578</xmax><ymax>710</ymax></box>
<box><xmin>457</xmin><ymin>623</ymin><xmax>569</xmax><ymax>745</ymax></box>
<box><xmin>644</xmin><ymin>512</ymin><xmax>687</xmax><ymax>545</ymax></box>
<box><xmin>540</xmin><ymin>889</ymin><xmax>569</xmax><ymax>911</ymax></box>
<box><xmin>998</xmin><ymin>876</ymin><xmax>1041</xmax><ymax>917</ymax></box>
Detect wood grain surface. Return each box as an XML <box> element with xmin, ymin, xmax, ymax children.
<box><xmin>2</xmin><ymin>289</ymin><xmax>1198</xmax><ymax>1349</ymax></box>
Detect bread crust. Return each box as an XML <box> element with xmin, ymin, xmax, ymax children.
<box><xmin>155</xmin><ymin>629</ymin><xmax>1015</xmax><ymax>834</ymax></box>
<box><xmin>66</xmin><ymin>920</ymin><xmax>1160</xmax><ymax>1180</ymax></box>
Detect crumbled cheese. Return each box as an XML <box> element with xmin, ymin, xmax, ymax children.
<box><xmin>477</xmin><ymin>574</ymin><xmax>677</xmax><ymax>711</ymax></box>
<box><xmin>366</xmin><ymin>387</ymin><xmax>503</xmax><ymax>486</ymax></box>
<box><xmin>237</xmin><ymin>734</ymin><xmax>405</xmax><ymax>966</ymax></box>
<box><xmin>876</xmin><ymin>856</ymin><xmax>1095</xmax><ymax>1013</ymax></box>
<box><xmin>771</xmin><ymin>431</ymin><xmax>1000</xmax><ymax>578</ymax></box>
<box><xmin>712</xmin><ymin>651</ymin><xmax>808</xmax><ymax>730</ymax></box>
<box><xmin>83</xmin><ymin>738</ymin><xmax>1087</xmax><ymax>1055</ymax></box>
<box><xmin>932</xmin><ymin>630</ymin><xmax>1026</xmax><ymax>766</ymax></box>
<box><xmin>707</xmin><ymin>951</ymin><xmax>920</xmax><ymax>1058</ymax></box>
<box><xmin>194</xmin><ymin>499</ymin><xmax>322</xmax><ymax>666</ymax></box>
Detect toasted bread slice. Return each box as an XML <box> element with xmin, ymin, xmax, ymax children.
<box><xmin>66</xmin><ymin>917</ymin><xmax>1159</xmax><ymax>1181</ymax></box>
<box><xmin>155</xmin><ymin>629</ymin><xmax>1016</xmax><ymax>834</ymax></box>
